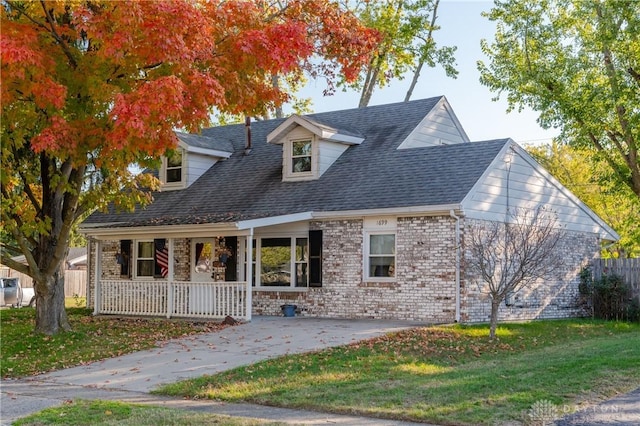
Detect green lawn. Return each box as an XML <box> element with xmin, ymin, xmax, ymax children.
<box><xmin>156</xmin><ymin>320</ymin><xmax>640</xmax><ymax>425</ymax></box>
<box><xmin>1</xmin><ymin>307</ymin><xmax>226</xmax><ymax>378</ymax></box>
<box><xmin>3</xmin><ymin>308</ymin><xmax>638</xmax><ymax>425</ymax></box>
<box><xmin>12</xmin><ymin>400</ymin><xmax>283</xmax><ymax>426</ymax></box>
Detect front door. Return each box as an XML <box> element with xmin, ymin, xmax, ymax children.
<box><xmin>192</xmin><ymin>238</ymin><xmax>215</xmax><ymax>282</ymax></box>
<box><xmin>192</xmin><ymin>237</ymin><xmax>238</xmax><ymax>282</ymax></box>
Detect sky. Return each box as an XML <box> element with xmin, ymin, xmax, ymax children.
<box><xmin>294</xmin><ymin>0</ymin><xmax>559</xmax><ymax>146</ymax></box>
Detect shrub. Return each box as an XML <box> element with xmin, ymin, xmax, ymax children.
<box><xmin>579</xmin><ymin>268</ymin><xmax>640</xmax><ymax>322</ymax></box>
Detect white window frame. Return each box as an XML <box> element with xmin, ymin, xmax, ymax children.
<box><xmin>283</xmin><ymin>137</ymin><xmax>317</xmax><ymax>181</ymax></box>
<box><xmin>252</xmin><ymin>236</ymin><xmax>310</xmax><ymax>290</ymax></box>
<box><xmin>363</xmin><ymin>217</ymin><xmax>397</xmax><ymax>282</ymax></box>
<box><xmin>133</xmin><ymin>240</ymin><xmax>155</xmax><ymax>279</ymax></box>
<box><xmin>160</xmin><ymin>148</ymin><xmax>186</xmax><ymax>189</ymax></box>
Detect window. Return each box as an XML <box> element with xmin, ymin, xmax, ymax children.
<box><xmin>260</xmin><ymin>238</ymin><xmax>291</xmax><ymax>286</ymax></box>
<box><xmin>251</xmin><ymin>236</ymin><xmax>314</xmax><ymax>288</ymax></box>
<box><xmin>291</xmin><ymin>140</ymin><xmax>312</xmax><ymax>173</ymax></box>
<box><xmin>165</xmin><ymin>149</ymin><xmax>183</xmax><ymax>184</ymax></box>
<box><xmin>367</xmin><ymin>233</ymin><xmax>395</xmax><ymax>278</ymax></box>
<box><xmin>136</xmin><ymin>241</ymin><xmax>155</xmax><ymax>277</ymax></box>
<box><xmin>295</xmin><ymin>238</ymin><xmax>308</xmax><ymax>287</ymax></box>
<box><xmin>131</xmin><ymin>239</ymin><xmax>168</xmax><ymax>278</ymax></box>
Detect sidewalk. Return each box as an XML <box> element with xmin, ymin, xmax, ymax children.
<box><xmin>1</xmin><ymin>316</ymin><xmax>426</xmax><ymax>425</ymax></box>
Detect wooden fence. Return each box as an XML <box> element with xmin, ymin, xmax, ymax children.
<box><xmin>592</xmin><ymin>258</ymin><xmax>640</xmax><ymax>301</ymax></box>
<box><xmin>0</xmin><ymin>267</ymin><xmax>86</xmax><ymax>297</ymax></box>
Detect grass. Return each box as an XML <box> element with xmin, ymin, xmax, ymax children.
<box><xmin>155</xmin><ymin>320</ymin><xmax>640</xmax><ymax>425</ymax></box>
<box><xmin>1</xmin><ymin>307</ymin><xmax>227</xmax><ymax>378</ymax></box>
<box><xmin>12</xmin><ymin>400</ymin><xmax>284</xmax><ymax>426</ymax></box>
<box><xmin>66</xmin><ymin>296</ymin><xmax>87</xmax><ymax>308</ymax></box>
<box><xmin>3</xmin><ymin>308</ymin><xmax>638</xmax><ymax>425</ymax></box>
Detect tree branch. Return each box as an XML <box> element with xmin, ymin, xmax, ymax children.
<box><xmin>6</xmin><ymin>1</ymin><xmax>49</xmax><ymax>30</ymax></box>
<box><xmin>0</xmin><ymin>210</ymin><xmax>41</xmax><ymax>279</ymax></box>
<box><xmin>18</xmin><ymin>170</ymin><xmax>43</xmax><ymax>217</ymax></box>
<box><xmin>0</xmin><ymin>256</ymin><xmax>31</xmax><ymax>276</ymax></box>
<box><xmin>38</xmin><ymin>0</ymin><xmax>78</xmax><ymax>69</ymax></box>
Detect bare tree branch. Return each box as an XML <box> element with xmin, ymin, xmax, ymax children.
<box><xmin>467</xmin><ymin>206</ymin><xmax>565</xmax><ymax>338</ymax></box>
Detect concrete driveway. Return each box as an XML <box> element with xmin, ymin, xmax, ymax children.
<box><xmin>34</xmin><ymin>316</ymin><xmax>418</xmax><ymax>393</ymax></box>
<box><xmin>1</xmin><ymin>316</ymin><xmax>423</xmax><ymax>425</ymax></box>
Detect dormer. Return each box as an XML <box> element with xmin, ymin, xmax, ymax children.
<box><xmin>160</xmin><ymin>132</ymin><xmax>233</xmax><ymax>190</ymax></box>
<box><xmin>267</xmin><ymin>115</ymin><xmax>364</xmax><ymax>182</ymax></box>
<box><xmin>397</xmin><ymin>96</ymin><xmax>470</xmax><ymax>149</ymax></box>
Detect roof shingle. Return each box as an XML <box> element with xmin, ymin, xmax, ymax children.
<box><xmin>85</xmin><ymin>97</ymin><xmax>509</xmax><ymax>228</ymax></box>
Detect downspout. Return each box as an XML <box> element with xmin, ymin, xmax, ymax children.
<box><xmin>245</xmin><ymin>228</ymin><xmax>254</xmax><ymax>321</ymax></box>
<box><xmin>450</xmin><ymin>210</ymin><xmax>461</xmax><ymax>323</ymax></box>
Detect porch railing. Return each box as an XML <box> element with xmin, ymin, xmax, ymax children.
<box><xmin>98</xmin><ymin>280</ymin><xmax>249</xmax><ymax>320</ymax></box>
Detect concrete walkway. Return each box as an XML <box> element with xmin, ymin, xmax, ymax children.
<box><xmin>1</xmin><ymin>316</ymin><xmax>426</xmax><ymax>425</ymax></box>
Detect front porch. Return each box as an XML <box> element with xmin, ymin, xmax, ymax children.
<box><xmin>86</xmin><ymin>216</ymin><xmax>327</xmax><ymax>321</ymax></box>
<box><xmin>95</xmin><ymin>280</ymin><xmax>250</xmax><ymax>320</ymax></box>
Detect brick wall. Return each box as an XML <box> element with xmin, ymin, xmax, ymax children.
<box><xmin>460</xmin><ymin>219</ymin><xmax>599</xmax><ymax>323</ymax></box>
<box><xmin>86</xmin><ymin>217</ymin><xmax>599</xmax><ymax>324</ymax></box>
<box><xmin>252</xmin><ymin>216</ymin><xmax>459</xmax><ymax>322</ymax></box>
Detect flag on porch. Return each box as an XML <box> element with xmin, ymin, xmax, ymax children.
<box><xmin>154</xmin><ymin>239</ymin><xmax>169</xmax><ymax>278</ymax></box>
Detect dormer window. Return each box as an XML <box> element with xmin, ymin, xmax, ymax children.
<box><xmin>266</xmin><ymin>114</ymin><xmax>365</xmax><ymax>183</ymax></box>
<box><xmin>166</xmin><ymin>150</ymin><xmax>183</xmax><ymax>183</ymax></box>
<box><xmin>161</xmin><ymin>148</ymin><xmax>186</xmax><ymax>190</ymax></box>
<box><xmin>292</xmin><ymin>140</ymin><xmax>312</xmax><ymax>174</ymax></box>
<box><xmin>282</xmin><ymin>137</ymin><xmax>317</xmax><ymax>181</ymax></box>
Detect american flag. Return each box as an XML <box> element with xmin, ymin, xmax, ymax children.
<box><xmin>155</xmin><ymin>239</ymin><xmax>169</xmax><ymax>278</ymax></box>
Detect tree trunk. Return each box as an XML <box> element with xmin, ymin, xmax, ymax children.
<box><xmin>404</xmin><ymin>60</ymin><xmax>424</xmax><ymax>102</ymax></box>
<box><xmin>34</xmin><ymin>264</ymin><xmax>71</xmax><ymax>335</ymax></box>
<box><xmin>405</xmin><ymin>0</ymin><xmax>439</xmax><ymax>102</ymax></box>
<box><xmin>489</xmin><ymin>297</ymin><xmax>501</xmax><ymax>339</ymax></box>
<box><xmin>359</xmin><ymin>56</ymin><xmax>383</xmax><ymax>108</ymax></box>
<box><xmin>358</xmin><ymin>66</ymin><xmax>377</xmax><ymax>108</ymax></box>
<box><xmin>272</xmin><ymin>74</ymin><xmax>284</xmax><ymax>118</ymax></box>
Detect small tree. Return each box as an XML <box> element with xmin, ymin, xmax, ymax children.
<box><xmin>466</xmin><ymin>207</ymin><xmax>566</xmax><ymax>339</ymax></box>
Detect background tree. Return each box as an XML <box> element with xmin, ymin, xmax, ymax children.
<box><xmin>528</xmin><ymin>142</ymin><xmax>640</xmax><ymax>258</ymax></box>
<box><xmin>0</xmin><ymin>0</ymin><xmax>377</xmax><ymax>335</ymax></box>
<box><xmin>466</xmin><ymin>207</ymin><xmax>565</xmax><ymax>339</ymax></box>
<box><xmin>478</xmin><ymin>0</ymin><xmax>640</xmax><ymax>197</ymax></box>
<box><xmin>343</xmin><ymin>0</ymin><xmax>457</xmax><ymax>107</ymax></box>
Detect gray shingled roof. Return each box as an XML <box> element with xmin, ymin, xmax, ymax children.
<box><xmin>84</xmin><ymin>97</ymin><xmax>509</xmax><ymax>228</ymax></box>
<box><xmin>175</xmin><ymin>131</ymin><xmax>233</xmax><ymax>153</ymax></box>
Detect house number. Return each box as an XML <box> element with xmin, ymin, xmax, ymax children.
<box><xmin>377</xmin><ymin>219</ymin><xmax>388</xmax><ymax>226</ymax></box>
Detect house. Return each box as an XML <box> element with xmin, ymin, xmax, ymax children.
<box><xmin>81</xmin><ymin>96</ymin><xmax>618</xmax><ymax>323</ymax></box>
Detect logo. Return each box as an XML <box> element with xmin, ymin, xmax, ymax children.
<box><xmin>527</xmin><ymin>399</ymin><xmax>558</xmax><ymax>425</ymax></box>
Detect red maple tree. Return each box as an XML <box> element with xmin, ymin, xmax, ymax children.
<box><xmin>1</xmin><ymin>0</ymin><xmax>378</xmax><ymax>334</ymax></box>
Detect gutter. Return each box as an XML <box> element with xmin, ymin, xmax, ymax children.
<box><xmin>450</xmin><ymin>209</ymin><xmax>461</xmax><ymax>323</ymax></box>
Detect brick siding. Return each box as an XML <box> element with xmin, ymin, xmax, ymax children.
<box><xmin>87</xmin><ymin>217</ymin><xmax>600</xmax><ymax>324</ymax></box>
<box><xmin>460</xmin><ymin>219</ymin><xmax>599</xmax><ymax>323</ymax></box>
<box><xmin>252</xmin><ymin>216</ymin><xmax>458</xmax><ymax>322</ymax></box>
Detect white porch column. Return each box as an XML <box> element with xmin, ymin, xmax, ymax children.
<box><xmin>245</xmin><ymin>229</ymin><xmax>254</xmax><ymax>321</ymax></box>
<box><xmin>166</xmin><ymin>238</ymin><xmax>174</xmax><ymax>319</ymax></box>
<box><xmin>93</xmin><ymin>239</ymin><xmax>101</xmax><ymax>316</ymax></box>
